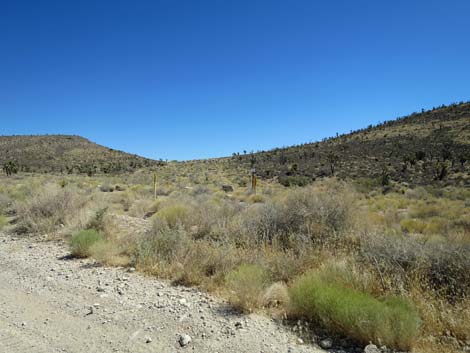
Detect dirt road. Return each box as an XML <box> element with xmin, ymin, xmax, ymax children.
<box><xmin>0</xmin><ymin>232</ymin><xmax>325</xmax><ymax>353</ymax></box>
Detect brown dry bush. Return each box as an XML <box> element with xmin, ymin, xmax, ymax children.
<box><xmin>134</xmin><ymin>218</ymin><xmax>244</xmax><ymax>288</ymax></box>
<box><xmin>225</xmin><ymin>264</ymin><xmax>271</xmax><ymax>312</ymax></box>
<box><xmin>15</xmin><ymin>184</ymin><xmax>88</xmax><ymax>236</ymax></box>
<box><xmin>359</xmin><ymin>232</ymin><xmax>470</xmax><ymax>300</ymax></box>
<box><xmin>235</xmin><ymin>179</ymin><xmax>355</xmax><ymax>249</ymax></box>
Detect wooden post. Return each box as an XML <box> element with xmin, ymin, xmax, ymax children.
<box><xmin>253</xmin><ymin>174</ymin><xmax>257</xmax><ymax>194</ymax></box>
<box><xmin>153</xmin><ymin>172</ymin><xmax>157</xmax><ymax>200</ymax></box>
<box><xmin>251</xmin><ymin>168</ymin><xmax>257</xmax><ymax>194</ymax></box>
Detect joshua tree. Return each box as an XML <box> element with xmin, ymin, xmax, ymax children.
<box><xmin>380</xmin><ymin>165</ymin><xmax>390</xmax><ymax>186</ymax></box>
<box><xmin>3</xmin><ymin>160</ymin><xmax>18</xmax><ymax>176</ymax></box>
<box><xmin>434</xmin><ymin>161</ymin><xmax>448</xmax><ymax>181</ymax></box>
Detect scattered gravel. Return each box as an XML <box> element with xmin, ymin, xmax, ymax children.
<box><xmin>0</xmin><ymin>231</ymin><xmax>325</xmax><ymax>353</ymax></box>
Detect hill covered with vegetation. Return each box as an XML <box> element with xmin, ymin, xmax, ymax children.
<box><xmin>0</xmin><ymin>135</ymin><xmax>161</xmax><ymax>174</ymax></box>
<box><xmin>227</xmin><ymin>102</ymin><xmax>470</xmax><ymax>187</ymax></box>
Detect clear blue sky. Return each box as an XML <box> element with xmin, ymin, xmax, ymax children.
<box><xmin>1</xmin><ymin>0</ymin><xmax>469</xmax><ymax>160</ymax></box>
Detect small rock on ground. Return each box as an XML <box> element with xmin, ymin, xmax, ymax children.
<box><xmin>179</xmin><ymin>334</ymin><xmax>192</xmax><ymax>347</ymax></box>
<box><xmin>319</xmin><ymin>338</ymin><xmax>333</xmax><ymax>349</ymax></box>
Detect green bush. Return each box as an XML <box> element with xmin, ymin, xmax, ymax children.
<box><xmin>226</xmin><ymin>264</ymin><xmax>270</xmax><ymax>312</ymax></box>
<box><xmin>153</xmin><ymin>203</ymin><xmax>190</xmax><ymax>228</ymax></box>
<box><xmin>70</xmin><ymin>229</ymin><xmax>103</xmax><ymax>258</ymax></box>
<box><xmin>289</xmin><ymin>272</ymin><xmax>420</xmax><ymax>350</ymax></box>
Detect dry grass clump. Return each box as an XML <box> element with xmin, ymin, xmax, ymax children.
<box><xmin>225</xmin><ymin>264</ymin><xmax>271</xmax><ymax>312</ymax></box>
<box><xmin>261</xmin><ymin>282</ymin><xmax>290</xmax><ymax>308</ymax></box>
<box><xmin>89</xmin><ymin>240</ymin><xmax>130</xmax><ymax>267</ymax></box>
<box><xmin>412</xmin><ymin>290</ymin><xmax>470</xmax><ymax>343</ymax></box>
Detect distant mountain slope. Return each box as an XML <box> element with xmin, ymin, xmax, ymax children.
<box><xmin>0</xmin><ymin>135</ymin><xmax>161</xmax><ymax>174</ymax></box>
<box><xmin>228</xmin><ymin>102</ymin><xmax>470</xmax><ymax>186</ymax></box>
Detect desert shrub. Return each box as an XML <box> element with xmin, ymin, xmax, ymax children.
<box><xmin>155</xmin><ymin>187</ymin><xmax>172</xmax><ymax>196</ymax></box>
<box><xmin>134</xmin><ymin>223</ymin><xmax>190</xmax><ymax>272</ymax></box>
<box><xmin>128</xmin><ymin>199</ymin><xmax>154</xmax><ymax>218</ymax></box>
<box><xmin>400</xmin><ymin>218</ymin><xmax>427</xmax><ymax>234</ymax></box>
<box><xmin>280</xmin><ymin>181</ymin><xmax>355</xmax><ymax>245</ymax></box>
<box><xmin>226</xmin><ymin>264</ymin><xmax>271</xmax><ymax>312</ymax></box>
<box><xmin>238</xmin><ymin>203</ymin><xmax>285</xmax><ymax>244</ymax></box>
<box><xmin>173</xmin><ymin>241</ymin><xmax>241</xmax><ymax>288</ymax></box>
<box><xmin>119</xmin><ymin>191</ymin><xmax>134</xmax><ymax>212</ymax></box>
<box><xmin>404</xmin><ymin>187</ymin><xmax>430</xmax><ymax>200</ymax></box>
<box><xmin>99</xmin><ymin>183</ymin><xmax>114</xmax><ymax>192</ymax></box>
<box><xmin>316</xmin><ymin>259</ymin><xmax>378</xmax><ymax>295</ymax></box>
<box><xmin>191</xmin><ymin>185</ymin><xmax>211</xmax><ymax>195</ymax></box>
<box><xmin>413</xmin><ymin>292</ymin><xmax>470</xmax><ymax>343</ymax></box>
<box><xmin>409</xmin><ymin>202</ymin><xmax>441</xmax><ymax>218</ymax></box>
<box><xmin>153</xmin><ymin>203</ymin><xmax>190</xmax><ymax>228</ymax></box>
<box><xmin>0</xmin><ymin>193</ymin><xmax>12</xmax><ymax>214</ymax></box>
<box><xmin>261</xmin><ymin>282</ymin><xmax>290</xmax><ymax>308</ymax></box>
<box><xmin>114</xmin><ymin>184</ymin><xmax>126</xmax><ymax>191</ymax></box>
<box><xmin>360</xmin><ymin>233</ymin><xmax>470</xmax><ymax>299</ymax></box>
<box><xmin>86</xmin><ymin>207</ymin><xmax>108</xmax><ymax>232</ymax></box>
<box><xmin>359</xmin><ymin>233</ymin><xmax>427</xmax><ymax>292</ymax></box>
<box><xmin>249</xmin><ymin>194</ymin><xmax>265</xmax><ymax>203</ymax></box>
<box><xmin>425</xmin><ymin>242</ymin><xmax>470</xmax><ymax>299</ymax></box>
<box><xmin>15</xmin><ymin>184</ymin><xmax>87</xmax><ymax>235</ymax></box>
<box><xmin>236</xmin><ymin>181</ymin><xmax>354</xmax><ymax>248</ymax></box>
<box><xmin>70</xmin><ymin>229</ymin><xmax>103</xmax><ymax>258</ymax></box>
<box><xmin>263</xmin><ymin>248</ymin><xmax>311</xmax><ymax>282</ymax></box>
<box><xmin>89</xmin><ymin>240</ymin><xmax>130</xmax><ymax>266</ymax></box>
<box><xmin>8</xmin><ymin>184</ymin><xmax>31</xmax><ymax>201</ymax></box>
<box><xmin>289</xmin><ymin>272</ymin><xmax>420</xmax><ymax>349</ymax></box>
<box><xmin>0</xmin><ymin>215</ymin><xmax>7</xmax><ymax>230</ymax></box>
<box><xmin>279</xmin><ymin>175</ymin><xmax>312</xmax><ymax>187</ymax></box>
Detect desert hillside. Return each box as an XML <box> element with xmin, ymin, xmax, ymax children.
<box><xmin>0</xmin><ymin>135</ymin><xmax>161</xmax><ymax>174</ymax></box>
<box><xmin>228</xmin><ymin>102</ymin><xmax>470</xmax><ymax>186</ymax></box>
